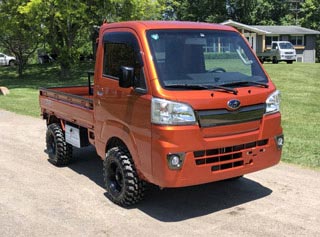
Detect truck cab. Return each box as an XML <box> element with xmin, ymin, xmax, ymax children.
<box><xmin>271</xmin><ymin>41</ymin><xmax>296</xmax><ymax>63</ymax></box>
<box><xmin>40</xmin><ymin>21</ymin><xmax>283</xmax><ymax>206</ymax></box>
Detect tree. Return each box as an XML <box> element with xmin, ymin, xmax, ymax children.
<box><xmin>159</xmin><ymin>0</ymin><xmax>181</xmax><ymax>20</ymax></box>
<box><xmin>20</xmin><ymin>0</ymin><xmax>161</xmax><ymax>79</ymax></box>
<box><xmin>301</xmin><ymin>0</ymin><xmax>320</xmax><ymax>30</ymax></box>
<box><xmin>300</xmin><ymin>0</ymin><xmax>320</xmax><ymax>61</ymax></box>
<box><xmin>19</xmin><ymin>0</ymin><xmax>95</xmax><ymax>78</ymax></box>
<box><xmin>226</xmin><ymin>0</ymin><xmax>258</xmax><ymax>24</ymax></box>
<box><xmin>251</xmin><ymin>0</ymin><xmax>299</xmax><ymax>25</ymax></box>
<box><xmin>175</xmin><ymin>0</ymin><xmax>227</xmax><ymax>22</ymax></box>
<box><xmin>0</xmin><ymin>0</ymin><xmax>41</xmax><ymax>77</ymax></box>
<box><xmin>113</xmin><ymin>0</ymin><xmax>161</xmax><ymax>21</ymax></box>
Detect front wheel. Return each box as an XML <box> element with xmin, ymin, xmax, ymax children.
<box><xmin>103</xmin><ymin>147</ymin><xmax>145</xmax><ymax>206</ymax></box>
<box><xmin>46</xmin><ymin>123</ymin><xmax>73</xmax><ymax>166</ymax></box>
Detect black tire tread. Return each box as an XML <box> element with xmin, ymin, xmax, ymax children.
<box><xmin>103</xmin><ymin>147</ymin><xmax>145</xmax><ymax>206</ymax></box>
<box><xmin>46</xmin><ymin>123</ymin><xmax>73</xmax><ymax>166</ymax></box>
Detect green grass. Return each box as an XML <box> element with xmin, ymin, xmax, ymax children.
<box><xmin>263</xmin><ymin>63</ymin><xmax>320</xmax><ymax>169</ymax></box>
<box><xmin>0</xmin><ymin>63</ymin><xmax>94</xmax><ymax>117</ymax></box>
<box><xmin>0</xmin><ymin>62</ymin><xmax>319</xmax><ymax>169</ymax></box>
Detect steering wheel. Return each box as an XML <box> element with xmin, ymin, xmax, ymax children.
<box><xmin>207</xmin><ymin>67</ymin><xmax>226</xmax><ymax>73</ymax></box>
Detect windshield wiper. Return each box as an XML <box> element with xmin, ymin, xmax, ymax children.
<box><xmin>220</xmin><ymin>81</ymin><xmax>269</xmax><ymax>88</ymax></box>
<box><xmin>164</xmin><ymin>84</ymin><xmax>238</xmax><ymax>95</ymax></box>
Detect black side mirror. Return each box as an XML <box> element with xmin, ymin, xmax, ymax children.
<box><xmin>119</xmin><ymin>66</ymin><xmax>134</xmax><ymax>88</ymax></box>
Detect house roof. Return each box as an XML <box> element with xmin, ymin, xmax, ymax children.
<box><xmin>252</xmin><ymin>25</ymin><xmax>320</xmax><ymax>35</ymax></box>
<box><xmin>221</xmin><ymin>19</ymin><xmax>320</xmax><ymax>35</ymax></box>
<box><xmin>221</xmin><ymin>20</ymin><xmax>270</xmax><ymax>34</ymax></box>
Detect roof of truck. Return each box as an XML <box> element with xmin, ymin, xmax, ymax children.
<box><xmin>100</xmin><ymin>20</ymin><xmax>237</xmax><ymax>32</ymax></box>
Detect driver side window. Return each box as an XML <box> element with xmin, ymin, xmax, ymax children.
<box><xmin>103</xmin><ymin>32</ymin><xmax>146</xmax><ymax>90</ymax></box>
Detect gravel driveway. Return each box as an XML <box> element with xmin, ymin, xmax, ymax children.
<box><xmin>0</xmin><ymin>109</ymin><xmax>319</xmax><ymax>236</ymax></box>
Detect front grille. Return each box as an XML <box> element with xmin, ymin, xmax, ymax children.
<box><xmin>196</xmin><ymin>104</ymin><xmax>265</xmax><ymax>128</ymax></box>
<box><xmin>193</xmin><ymin>139</ymin><xmax>268</xmax><ymax>172</ymax></box>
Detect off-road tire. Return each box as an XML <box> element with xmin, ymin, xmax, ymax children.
<box><xmin>103</xmin><ymin>147</ymin><xmax>145</xmax><ymax>206</ymax></box>
<box><xmin>46</xmin><ymin>123</ymin><xmax>73</xmax><ymax>166</ymax></box>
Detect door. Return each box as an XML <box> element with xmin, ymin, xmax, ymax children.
<box><xmin>94</xmin><ymin>29</ymin><xmax>152</xmax><ymax>175</ymax></box>
<box><xmin>244</xmin><ymin>33</ymin><xmax>257</xmax><ymax>52</ymax></box>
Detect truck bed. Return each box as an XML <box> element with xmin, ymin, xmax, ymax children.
<box><xmin>256</xmin><ymin>50</ymin><xmax>274</xmax><ymax>57</ymax></box>
<box><xmin>39</xmin><ymin>86</ymin><xmax>94</xmax><ymax>128</ymax></box>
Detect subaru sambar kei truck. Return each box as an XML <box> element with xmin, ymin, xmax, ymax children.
<box><xmin>39</xmin><ymin>21</ymin><xmax>284</xmax><ymax>206</ymax></box>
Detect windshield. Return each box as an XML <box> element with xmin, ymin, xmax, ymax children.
<box><xmin>279</xmin><ymin>42</ymin><xmax>294</xmax><ymax>49</ymax></box>
<box><xmin>147</xmin><ymin>30</ymin><xmax>268</xmax><ymax>89</ymax></box>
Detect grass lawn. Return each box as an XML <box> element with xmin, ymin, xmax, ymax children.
<box><xmin>0</xmin><ymin>62</ymin><xmax>319</xmax><ymax>169</ymax></box>
<box><xmin>0</xmin><ymin>63</ymin><xmax>93</xmax><ymax>116</ymax></box>
<box><xmin>263</xmin><ymin>63</ymin><xmax>320</xmax><ymax>169</ymax></box>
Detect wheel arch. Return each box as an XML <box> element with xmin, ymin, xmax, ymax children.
<box><xmin>106</xmin><ymin>137</ymin><xmax>127</xmax><ymax>153</ymax></box>
<box><xmin>8</xmin><ymin>60</ymin><xmax>16</xmax><ymax>66</ymax></box>
<box><xmin>103</xmin><ymin>135</ymin><xmax>146</xmax><ymax>181</ymax></box>
<box><xmin>44</xmin><ymin>114</ymin><xmax>64</xmax><ymax>127</ymax></box>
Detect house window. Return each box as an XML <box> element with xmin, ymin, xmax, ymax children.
<box><xmin>266</xmin><ymin>36</ymin><xmax>279</xmax><ymax>48</ymax></box>
<box><xmin>290</xmin><ymin>35</ymin><xmax>304</xmax><ymax>46</ymax></box>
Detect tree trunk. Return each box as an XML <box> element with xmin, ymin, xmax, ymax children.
<box><xmin>18</xmin><ymin>63</ymin><xmax>23</xmax><ymax>78</ymax></box>
<box><xmin>17</xmin><ymin>57</ymin><xmax>24</xmax><ymax>78</ymax></box>
<box><xmin>60</xmin><ymin>61</ymin><xmax>71</xmax><ymax>79</ymax></box>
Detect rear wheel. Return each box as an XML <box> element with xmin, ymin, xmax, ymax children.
<box><xmin>46</xmin><ymin>123</ymin><xmax>73</xmax><ymax>166</ymax></box>
<box><xmin>103</xmin><ymin>147</ymin><xmax>145</xmax><ymax>206</ymax></box>
<box><xmin>9</xmin><ymin>60</ymin><xmax>15</xmax><ymax>66</ymax></box>
<box><xmin>272</xmin><ymin>57</ymin><xmax>278</xmax><ymax>64</ymax></box>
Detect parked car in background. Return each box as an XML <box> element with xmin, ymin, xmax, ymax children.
<box><xmin>257</xmin><ymin>41</ymin><xmax>296</xmax><ymax>64</ymax></box>
<box><xmin>0</xmin><ymin>53</ymin><xmax>16</xmax><ymax>66</ymax></box>
<box><xmin>38</xmin><ymin>53</ymin><xmax>55</xmax><ymax>64</ymax></box>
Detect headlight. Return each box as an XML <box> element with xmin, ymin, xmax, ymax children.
<box><xmin>151</xmin><ymin>98</ymin><xmax>196</xmax><ymax>125</ymax></box>
<box><xmin>265</xmin><ymin>90</ymin><xmax>281</xmax><ymax>114</ymax></box>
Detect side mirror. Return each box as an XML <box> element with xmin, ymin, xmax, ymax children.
<box><xmin>119</xmin><ymin>66</ymin><xmax>134</xmax><ymax>88</ymax></box>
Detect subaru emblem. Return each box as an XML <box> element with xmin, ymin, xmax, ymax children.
<box><xmin>227</xmin><ymin>99</ymin><xmax>241</xmax><ymax>110</ymax></box>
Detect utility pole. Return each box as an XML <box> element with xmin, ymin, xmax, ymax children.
<box><xmin>286</xmin><ymin>0</ymin><xmax>304</xmax><ymax>25</ymax></box>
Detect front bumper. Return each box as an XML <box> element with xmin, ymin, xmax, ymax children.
<box><xmin>150</xmin><ymin>113</ymin><xmax>283</xmax><ymax>188</ymax></box>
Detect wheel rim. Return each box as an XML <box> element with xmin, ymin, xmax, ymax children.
<box><xmin>107</xmin><ymin>161</ymin><xmax>124</xmax><ymax>197</ymax></box>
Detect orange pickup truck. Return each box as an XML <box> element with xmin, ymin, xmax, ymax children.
<box><xmin>39</xmin><ymin>21</ymin><xmax>283</xmax><ymax>206</ymax></box>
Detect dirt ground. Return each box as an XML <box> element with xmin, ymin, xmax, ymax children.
<box><xmin>0</xmin><ymin>109</ymin><xmax>319</xmax><ymax>237</ymax></box>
